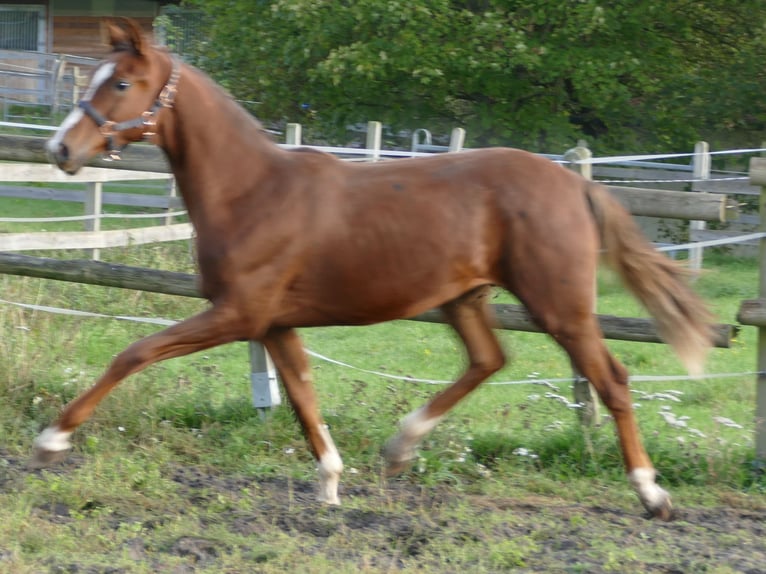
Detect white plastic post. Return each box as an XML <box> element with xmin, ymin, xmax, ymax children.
<box><xmin>690</xmin><ymin>142</ymin><xmax>710</xmax><ymax>271</ymax></box>
<box><xmin>448</xmin><ymin>128</ymin><xmax>466</xmax><ymax>152</ymax></box>
<box><xmin>366</xmin><ymin>121</ymin><xmax>382</xmax><ymax>161</ymax></box>
<box><xmin>286</xmin><ymin>123</ymin><xmax>302</xmax><ymax>146</ymax></box>
<box><xmin>83</xmin><ymin>181</ymin><xmax>102</xmax><ymax>260</ymax></box>
<box><xmin>249</xmin><ymin>341</ymin><xmax>280</xmax><ymax>410</ymax></box>
<box><xmin>164</xmin><ymin>177</ymin><xmax>178</xmax><ymax>226</ymax></box>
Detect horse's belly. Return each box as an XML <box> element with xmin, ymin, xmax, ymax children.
<box><xmin>275</xmin><ymin>268</ymin><xmax>490</xmax><ymax>328</ymax></box>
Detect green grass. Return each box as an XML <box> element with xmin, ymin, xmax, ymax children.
<box><xmin>0</xmin><ymin>241</ymin><xmax>763</xmax><ymax>572</ymax></box>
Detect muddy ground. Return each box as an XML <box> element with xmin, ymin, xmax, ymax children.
<box><xmin>2</xmin><ymin>452</ymin><xmax>765</xmax><ymax>573</ymax></box>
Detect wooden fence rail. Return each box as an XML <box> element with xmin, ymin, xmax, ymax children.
<box><xmin>0</xmin><ymin>251</ymin><xmax>736</xmax><ymax>349</ymax></box>
<box><xmin>0</xmin><ymin>160</ymin><xmax>182</xmax><ymax>258</ymax></box>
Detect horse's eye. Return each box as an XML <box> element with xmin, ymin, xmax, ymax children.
<box><xmin>115</xmin><ymin>80</ymin><xmax>131</xmax><ymax>92</ymax></box>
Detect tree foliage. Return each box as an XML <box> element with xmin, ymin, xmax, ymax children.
<box><xmin>183</xmin><ymin>0</ymin><xmax>766</xmax><ymax>152</ymax></box>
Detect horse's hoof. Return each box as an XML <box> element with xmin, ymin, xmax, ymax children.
<box><xmin>383</xmin><ymin>458</ymin><xmax>412</xmax><ymax>477</ymax></box>
<box><xmin>629</xmin><ymin>468</ymin><xmax>673</xmax><ymax>521</ymax></box>
<box><xmin>28</xmin><ymin>447</ymin><xmax>70</xmax><ymax>469</ymax></box>
<box><xmin>647</xmin><ymin>499</ymin><xmax>674</xmax><ymax>521</ymax></box>
<box><xmin>382</xmin><ymin>441</ymin><xmax>414</xmax><ymax>477</ymax></box>
<box><xmin>317</xmin><ymin>493</ymin><xmax>341</xmax><ymax>506</ymax></box>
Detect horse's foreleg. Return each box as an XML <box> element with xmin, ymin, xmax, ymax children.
<box><xmin>32</xmin><ymin>307</ymin><xmax>241</xmax><ymax>466</ymax></box>
<box><xmin>384</xmin><ymin>288</ymin><xmax>505</xmax><ymax>475</ymax></box>
<box><xmin>263</xmin><ymin>328</ymin><xmax>342</xmax><ymax>505</ymax></box>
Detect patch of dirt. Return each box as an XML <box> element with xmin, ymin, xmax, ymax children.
<box><xmin>166</xmin><ymin>465</ymin><xmax>766</xmax><ymax>573</ymax></box>
<box><xmin>2</xmin><ymin>449</ymin><xmax>765</xmax><ymax>572</ymax></box>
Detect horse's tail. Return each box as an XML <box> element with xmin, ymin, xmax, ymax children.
<box><xmin>584</xmin><ymin>182</ymin><xmax>713</xmax><ymax>376</ymax></box>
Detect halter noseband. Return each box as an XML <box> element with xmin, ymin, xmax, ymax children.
<box><xmin>78</xmin><ymin>56</ymin><xmax>181</xmax><ymax>161</ymax></box>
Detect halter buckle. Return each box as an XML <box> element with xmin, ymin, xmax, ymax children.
<box><xmin>103</xmin><ymin>149</ymin><xmax>123</xmax><ymax>162</ymax></box>
<box><xmin>141</xmin><ymin>110</ymin><xmax>157</xmax><ymax>139</ymax></box>
<box><xmin>159</xmin><ymin>84</ymin><xmax>177</xmax><ymax>107</ymax></box>
<box><xmin>99</xmin><ymin>121</ymin><xmax>116</xmax><ymax>138</ymax></box>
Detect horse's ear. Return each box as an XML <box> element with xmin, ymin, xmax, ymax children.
<box><xmin>102</xmin><ymin>17</ymin><xmax>146</xmax><ymax>55</ymax></box>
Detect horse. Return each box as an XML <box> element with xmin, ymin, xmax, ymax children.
<box><xmin>41</xmin><ymin>18</ymin><xmax>713</xmax><ymax>520</ymax></box>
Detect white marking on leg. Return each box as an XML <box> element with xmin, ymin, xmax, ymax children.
<box><xmin>386</xmin><ymin>407</ymin><xmax>443</xmax><ymax>466</ymax></box>
<box><xmin>47</xmin><ymin>62</ymin><xmax>116</xmax><ymax>153</ymax></box>
<box><xmin>628</xmin><ymin>467</ymin><xmax>670</xmax><ymax>510</ymax></box>
<box><xmin>316</xmin><ymin>424</ymin><xmax>343</xmax><ymax>505</ymax></box>
<box><xmin>34</xmin><ymin>426</ymin><xmax>72</xmax><ymax>452</ymax></box>
<box><xmin>401</xmin><ymin>407</ymin><xmax>442</xmax><ymax>441</ymax></box>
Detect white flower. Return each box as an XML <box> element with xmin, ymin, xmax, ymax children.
<box><xmin>712</xmin><ymin>416</ymin><xmax>743</xmax><ymax>429</ymax></box>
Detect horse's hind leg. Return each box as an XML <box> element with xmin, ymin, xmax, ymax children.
<box><xmin>384</xmin><ymin>286</ymin><xmax>505</xmax><ymax>475</ymax></box>
<box><xmin>263</xmin><ymin>327</ymin><xmax>343</xmax><ymax>504</ymax></box>
<box><xmin>531</xmin><ymin>305</ymin><xmax>672</xmax><ymax>519</ymax></box>
<box><xmin>32</xmin><ymin>306</ymin><xmax>243</xmax><ymax>466</ymax></box>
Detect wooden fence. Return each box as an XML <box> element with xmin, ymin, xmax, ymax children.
<box><xmin>0</xmin><ymin>162</ymin><xmax>187</xmax><ymax>260</ymax></box>
<box><xmin>589</xmin><ymin>141</ymin><xmax>760</xmax><ymax>263</ymax></box>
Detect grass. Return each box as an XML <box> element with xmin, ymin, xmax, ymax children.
<box><xmin>0</xmin><ymin>234</ymin><xmax>763</xmax><ymax>571</ymax></box>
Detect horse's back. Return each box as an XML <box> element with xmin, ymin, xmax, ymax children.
<box><xmin>272</xmin><ymin>147</ymin><xmax>598</xmax><ymax>327</ymax></box>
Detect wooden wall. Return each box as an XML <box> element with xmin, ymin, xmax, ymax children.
<box><xmin>52</xmin><ymin>16</ymin><xmax>155</xmax><ymax>58</ymax></box>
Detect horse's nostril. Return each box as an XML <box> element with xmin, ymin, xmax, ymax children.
<box><xmin>47</xmin><ymin>140</ymin><xmax>70</xmax><ymax>166</ymax></box>
<box><xmin>57</xmin><ymin>142</ymin><xmax>70</xmax><ymax>162</ymax></box>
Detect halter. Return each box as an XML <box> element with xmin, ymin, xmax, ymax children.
<box><xmin>78</xmin><ymin>56</ymin><xmax>181</xmax><ymax>161</ymax></box>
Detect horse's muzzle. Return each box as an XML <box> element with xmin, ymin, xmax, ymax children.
<box><xmin>46</xmin><ymin>139</ymin><xmax>80</xmax><ymax>175</ymax></box>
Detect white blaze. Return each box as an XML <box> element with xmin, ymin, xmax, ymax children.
<box><xmin>46</xmin><ymin>62</ymin><xmax>116</xmax><ymax>154</ymax></box>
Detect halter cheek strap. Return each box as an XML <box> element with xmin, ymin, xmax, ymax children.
<box><xmin>78</xmin><ymin>56</ymin><xmax>181</xmax><ymax>161</ymax></box>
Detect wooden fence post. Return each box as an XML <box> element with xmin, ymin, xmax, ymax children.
<box><xmin>690</xmin><ymin>142</ymin><xmax>710</xmax><ymax>271</ymax></box>
<box><xmin>747</xmin><ymin>157</ymin><xmax>766</xmax><ymax>462</ymax></box>
<box><xmin>564</xmin><ymin>144</ymin><xmax>599</xmax><ymax>426</ymax></box>
<box><xmin>83</xmin><ymin>181</ymin><xmax>102</xmax><ymax>260</ymax></box>
<box><xmin>366</xmin><ymin>121</ymin><xmax>382</xmax><ymax>161</ymax></box>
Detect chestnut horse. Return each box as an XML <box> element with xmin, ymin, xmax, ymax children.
<box><xmin>41</xmin><ymin>18</ymin><xmax>712</xmax><ymax>519</ymax></box>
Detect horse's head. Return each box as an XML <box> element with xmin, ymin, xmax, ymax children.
<box><xmin>47</xmin><ymin>18</ymin><xmax>179</xmax><ymax>174</ymax></box>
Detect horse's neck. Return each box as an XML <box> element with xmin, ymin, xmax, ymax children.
<box><xmin>158</xmin><ymin>64</ymin><xmax>279</xmax><ymax>223</ymax></box>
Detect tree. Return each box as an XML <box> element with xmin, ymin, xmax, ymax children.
<box><xmin>184</xmin><ymin>0</ymin><xmax>766</xmax><ymax>152</ymax></box>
